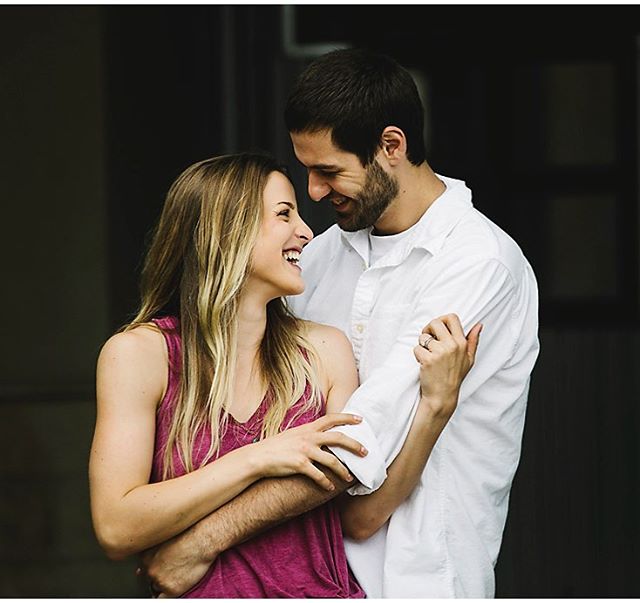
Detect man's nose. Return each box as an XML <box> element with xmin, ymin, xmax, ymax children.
<box><xmin>307</xmin><ymin>171</ymin><xmax>331</xmax><ymax>202</ymax></box>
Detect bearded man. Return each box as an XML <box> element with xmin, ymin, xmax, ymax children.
<box><xmin>140</xmin><ymin>48</ymin><xmax>540</xmax><ymax>599</ymax></box>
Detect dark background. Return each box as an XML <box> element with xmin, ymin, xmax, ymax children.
<box><xmin>1</xmin><ymin>4</ymin><xmax>638</xmax><ymax>597</ymax></box>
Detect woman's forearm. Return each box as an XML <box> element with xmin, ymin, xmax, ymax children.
<box><xmin>94</xmin><ymin>443</ymin><xmax>263</xmax><ymax>560</ymax></box>
<box><xmin>339</xmin><ymin>394</ymin><xmax>454</xmax><ymax>541</ymax></box>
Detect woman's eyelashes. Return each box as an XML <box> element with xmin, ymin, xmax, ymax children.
<box><xmin>278</xmin><ymin>205</ymin><xmax>300</xmax><ymax>220</ymax></box>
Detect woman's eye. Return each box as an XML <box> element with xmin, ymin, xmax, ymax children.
<box><xmin>278</xmin><ymin>209</ymin><xmax>290</xmax><ymax>218</ymax></box>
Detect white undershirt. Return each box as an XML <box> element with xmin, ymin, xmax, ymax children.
<box><xmin>368</xmin><ymin>220</ymin><xmax>419</xmax><ymax>267</ymax></box>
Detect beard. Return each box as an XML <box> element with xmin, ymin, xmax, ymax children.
<box><xmin>336</xmin><ymin>160</ymin><xmax>399</xmax><ymax>232</ymax></box>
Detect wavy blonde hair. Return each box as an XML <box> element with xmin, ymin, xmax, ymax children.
<box><xmin>124</xmin><ymin>153</ymin><xmax>322</xmax><ymax>478</ymax></box>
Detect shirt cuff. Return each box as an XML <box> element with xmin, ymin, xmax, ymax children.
<box><xmin>327</xmin><ymin>418</ymin><xmax>387</xmax><ymax>495</ymax></box>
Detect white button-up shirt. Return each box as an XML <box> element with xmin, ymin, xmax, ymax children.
<box><xmin>288</xmin><ymin>176</ymin><xmax>539</xmax><ymax>598</ymax></box>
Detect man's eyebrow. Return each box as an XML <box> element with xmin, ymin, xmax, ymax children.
<box><xmin>308</xmin><ymin>163</ymin><xmax>340</xmax><ymax>171</ymax></box>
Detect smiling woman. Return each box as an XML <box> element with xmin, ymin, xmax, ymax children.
<box><xmin>247</xmin><ymin>171</ymin><xmax>313</xmax><ymax>299</ymax></box>
<box><xmin>88</xmin><ymin>152</ymin><xmax>368</xmax><ymax>598</ymax></box>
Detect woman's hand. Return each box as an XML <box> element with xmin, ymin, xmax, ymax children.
<box><xmin>413</xmin><ymin>314</ymin><xmax>482</xmax><ymax>418</ymax></box>
<box><xmin>252</xmin><ymin>413</ymin><xmax>367</xmax><ymax>491</ymax></box>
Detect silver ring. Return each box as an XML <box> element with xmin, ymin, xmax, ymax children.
<box><xmin>419</xmin><ymin>334</ymin><xmax>434</xmax><ymax>350</ymax></box>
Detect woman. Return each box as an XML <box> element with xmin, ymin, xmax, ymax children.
<box><xmin>89</xmin><ymin>153</ymin><xmax>479</xmax><ymax>598</ymax></box>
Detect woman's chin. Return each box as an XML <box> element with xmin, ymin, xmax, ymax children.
<box><xmin>283</xmin><ymin>280</ymin><xmax>305</xmax><ymax>298</ymax></box>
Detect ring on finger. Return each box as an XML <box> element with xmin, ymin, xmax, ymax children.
<box><xmin>419</xmin><ymin>334</ymin><xmax>435</xmax><ymax>351</ymax></box>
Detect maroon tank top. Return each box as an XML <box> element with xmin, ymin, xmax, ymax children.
<box><xmin>150</xmin><ymin>316</ymin><xmax>365</xmax><ymax>599</ymax></box>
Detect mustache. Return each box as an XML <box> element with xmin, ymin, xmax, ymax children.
<box><xmin>323</xmin><ymin>193</ymin><xmax>353</xmax><ymax>204</ymax></box>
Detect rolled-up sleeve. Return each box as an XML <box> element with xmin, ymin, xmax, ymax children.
<box><xmin>329</xmin><ymin>257</ymin><xmax>517</xmax><ymax>495</ymax></box>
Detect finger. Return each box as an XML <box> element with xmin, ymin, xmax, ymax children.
<box><xmin>439</xmin><ymin>313</ymin><xmax>466</xmax><ymax>343</ymax></box>
<box><xmin>426</xmin><ymin>318</ymin><xmax>452</xmax><ymax>343</ymax></box>
<box><xmin>418</xmin><ymin>331</ymin><xmax>434</xmax><ymax>349</ymax></box>
<box><xmin>300</xmin><ymin>461</ymin><xmax>336</xmax><ymax>491</ymax></box>
<box><xmin>414</xmin><ymin>344</ymin><xmax>431</xmax><ymax>364</ymax></box>
<box><xmin>318</xmin><ymin>431</ymin><xmax>367</xmax><ymax>456</ymax></box>
<box><xmin>317</xmin><ymin>412</ymin><xmax>363</xmax><ymax>430</ymax></box>
<box><xmin>157</xmin><ymin>594</ymin><xmax>167</xmax><ymax>599</ymax></box>
<box><xmin>465</xmin><ymin>322</ymin><xmax>483</xmax><ymax>363</ymax></box>
<box><xmin>310</xmin><ymin>449</ymin><xmax>354</xmax><ymax>483</ymax></box>
<box><xmin>420</xmin><ymin>322</ymin><xmax>434</xmax><ymax>336</ymax></box>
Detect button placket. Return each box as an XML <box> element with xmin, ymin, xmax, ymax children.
<box><xmin>350</xmin><ymin>268</ymin><xmax>378</xmax><ymax>372</ymax></box>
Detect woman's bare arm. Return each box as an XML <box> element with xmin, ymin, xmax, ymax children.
<box><xmin>140</xmin><ymin>323</ymin><xmax>363</xmax><ymax>597</ymax></box>
<box><xmin>90</xmin><ymin>326</ymin><xmax>363</xmax><ymax>560</ymax></box>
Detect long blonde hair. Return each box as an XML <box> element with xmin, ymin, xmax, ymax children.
<box><xmin>125</xmin><ymin>153</ymin><xmax>322</xmax><ymax>478</ymax></box>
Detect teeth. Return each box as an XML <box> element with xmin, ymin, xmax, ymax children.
<box><xmin>283</xmin><ymin>250</ymin><xmax>300</xmax><ymax>263</ymax></box>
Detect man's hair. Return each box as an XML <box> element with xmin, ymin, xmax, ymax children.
<box><xmin>285</xmin><ymin>48</ymin><xmax>426</xmax><ymax>167</ymax></box>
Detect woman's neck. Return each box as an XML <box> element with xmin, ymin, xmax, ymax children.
<box><xmin>236</xmin><ymin>291</ymin><xmax>268</xmax><ymax>359</ymax></box>
<box><xmin>230</xmin><ymin>292</ymin><xmax>269</xmax><ymax>417</ymax></box>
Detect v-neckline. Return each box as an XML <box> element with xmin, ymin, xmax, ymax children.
<box><xmin>227</xmin><ymin>391</ymin><xmax>270</xmax><ymax>426</ymax></box>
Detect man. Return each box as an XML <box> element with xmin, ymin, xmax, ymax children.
<box><xmin>141</xmin><ymin>48</ymin><xmax>539</xmax><ymax>598</ymax></box>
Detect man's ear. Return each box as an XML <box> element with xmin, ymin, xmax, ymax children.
<box><xmin>380</xmin><ymin>126</ymin><xmax>407</xmax><ymax>165</ymax></box>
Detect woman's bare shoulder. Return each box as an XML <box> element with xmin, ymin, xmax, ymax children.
<box><xmin>302</xmin><ymin>320</ymin><xmax>352</xmax><ymax>352</ymax></box>
<box><xmin>302</xmin><ymin>320</ymin><xmax>356</xmax><ymax>384</ymax></box>
<box><xmin>96</xmin><ymin>324</ymin><xmax>168</xmax><ymax>405</ymax></box>
<box><xmin>97</xmin><ymin>323</ymin><xmax>168</xmax><ymax>396</ymax></box>
<box><xmin>302</xmin><ymin>321</ymin><xmax>358</xmax><ymax>411</ymax></box>
<box><xmin>100</xmin><ymin>323</ymin><xmax>166</xmax><ymax>360</ymax></box>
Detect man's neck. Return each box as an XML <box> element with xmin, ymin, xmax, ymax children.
<box><xmin>373</xmin><ymin>163</ymin><xmax>445</xmax><ymax>236</ymax></box>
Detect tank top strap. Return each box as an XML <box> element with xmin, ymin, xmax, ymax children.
<box><xmin>150</xmin><ymin>316</ymin><xmax>182</xmax><ymax>413</ymax></box>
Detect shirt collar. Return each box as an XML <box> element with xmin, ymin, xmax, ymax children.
<box><xmin>340</xmin><ymin>174</ymin><xmax>474</xmax><ymax>263</ymax></box>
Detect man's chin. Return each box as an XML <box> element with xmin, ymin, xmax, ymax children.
<box><xmin>335</xmin><ymin>213</ymin><xmax>361</xmax><ymax>232</ymax></box>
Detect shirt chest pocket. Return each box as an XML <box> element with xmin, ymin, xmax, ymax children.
<box><xmin>360</xmin><ymin>303</ymin><xmax>411</xmax><ymax>377</ymax></box>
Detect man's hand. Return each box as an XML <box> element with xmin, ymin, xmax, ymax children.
<box><xmin>137</xmin><ymin>530</ymin><xmax>215</xmax><ymax>598</ymax></box>
<box><xmin>136</xmin><ymin>463</ymin><xmax>352</xmax><ymax>597</ymax></box>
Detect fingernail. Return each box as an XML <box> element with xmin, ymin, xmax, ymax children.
<box><xmin>347</xmin><ymin>473</ymin><xmax>354</xmax><ymax>482</ymax></box>
<box><xmin>328</xmin><ymin>483</ymin><xmax>335</xmax><ymax>491</ymax></box>
<box><xmin>353</xmin><ymin>415</ymin><xmax>363</xmax><ymax>422</ymax></box>
<box><xmin>360</xmin><ymin>446</ymin><xmax>368</xmax><ymax>456</ymax></box>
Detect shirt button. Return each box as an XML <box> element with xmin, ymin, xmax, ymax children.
<box><xmin>355</xmin><ymin>324</ymin><xmax>364</xmax><ymax>333</ymax></box>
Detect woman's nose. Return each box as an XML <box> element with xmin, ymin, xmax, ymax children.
<box><xmin>298</xmin><ymin>219</ymin><xmax>314</xmax><ymax>244</ymax></box>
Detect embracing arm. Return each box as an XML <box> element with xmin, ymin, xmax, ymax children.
<box><xmin>141</xmin><ymin>324</ymin><xmax>364</xmax><ymax>597</ymax></box>
<box><xmin>142</xmin><ymin>467</ymin><xmax>351</xmax><ymax>596</ymax></box>
<box><xmin>90</xmin><ymin>327</ymin><xmax>363</xmax><ymax>561</ymax></box>
<box><xmin>89</xmin><ymin>328</ymin><xmax>268</xmax><ymax>560</ymax></box>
